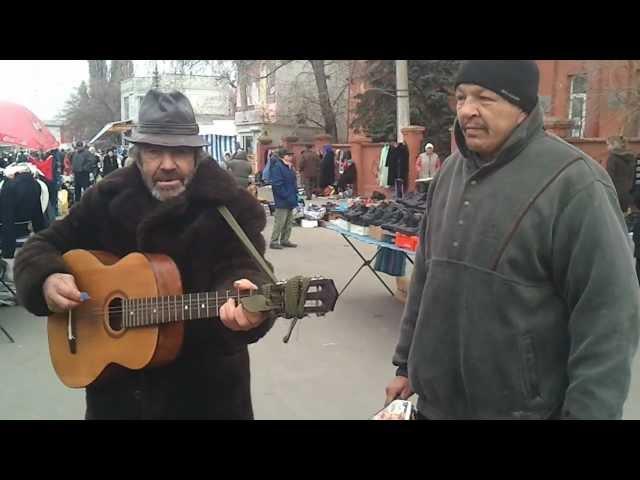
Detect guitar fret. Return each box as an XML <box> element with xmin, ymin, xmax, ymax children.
<box><xmin>116</xmin><ymin>289</ymin><xmax>269</xmax><ymax>329</ymax></box>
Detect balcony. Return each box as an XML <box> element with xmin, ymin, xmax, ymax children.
<box><xmin>234</xmin><ymin>104</ymin><xmax>278</xmax><ymax>125</ymax></box>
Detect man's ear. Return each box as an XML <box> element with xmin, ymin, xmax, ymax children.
<box><xmin>517</xmin><ymin>111</ymin><xmax>527</xmax><ymax>125</ymax></box>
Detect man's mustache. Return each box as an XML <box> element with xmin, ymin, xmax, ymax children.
<box><xmin>154</xmin><ymin>176</ymin><xmax>183</xmax><ymax>182</ymax></box>
<box><xmin>462</xmin><ymin>122</ymin><xmax>487</xmax><ymax>130</ymax></box>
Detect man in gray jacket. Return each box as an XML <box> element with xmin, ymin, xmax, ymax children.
<box><xmin>70</xmin><ymin>141</ymin><xmax>96</xmax><ymax>202</ymax></box>
<box><xmin>225</xmin><ymin>149</ymin><xmax>252</xmax><ymax>188</ymax></box>
<box><xmin>385</xmin><ymin>60</ymin><xmax>640</xmax><ymax>419</ymax></box>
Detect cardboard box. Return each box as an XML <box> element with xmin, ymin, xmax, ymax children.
<box><xmin>368</xmin><ymin>225</ymin><xmax>386</xmax><ymax>241</ymax></box>
<box><xmin>349</xmin><ymin>224</ymin><xmax>369</xmax><ymax>236</ymax></box>
<box><xmin>330</xmin><ymin>218</ymin><xmax>349</xmax><ymax>230</ymax></box>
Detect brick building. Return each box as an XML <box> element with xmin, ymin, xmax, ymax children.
<box><xmin>537</xmin><ymin>60</ymin><xmax>640</xmax><ymax>165</ymax></box>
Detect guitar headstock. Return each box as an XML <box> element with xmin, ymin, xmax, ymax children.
<box><xmin>243</xmin><ymin>276</ymin><xmax>338</xmax><ymax>320</ymax></box>
<box><xmin>300</xmin><ymin>277</ymin><xmax>338</xmax><ymax>316</ymax></box>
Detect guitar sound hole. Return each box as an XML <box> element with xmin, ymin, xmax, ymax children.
<box><xmin>108</xmin><ymin>297</ymin><xmax>124</xmax><ymax>331</ymax></box>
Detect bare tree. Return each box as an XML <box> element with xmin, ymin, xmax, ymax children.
<box><xmin>309</xmin><ymin>60</ymin><xmax>338</xmax><ymax>141</ymax></box>
<box><xmin>236</xmin><ymin>60</ymin><xmax>354</xmax><ymax>142</ymax></box>
<box><xmin>60</xmin><ymin>60</ymin><xmax>135</xmax><ymax>143</ymax></box>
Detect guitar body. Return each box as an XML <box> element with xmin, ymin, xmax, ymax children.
<box><xmin>47</xmin><ymin>250</ymin><xmax>184</xmax><ymax>388</ymax></box>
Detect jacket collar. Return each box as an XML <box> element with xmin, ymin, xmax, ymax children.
<box><xmin>98</xmin><ymin>160</ymin><xmax>242</xmax><ymax>244</ymax></box>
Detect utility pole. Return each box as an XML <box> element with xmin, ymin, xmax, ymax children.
<box><xmin>395</xmin><ymin>60</ymin><xmax>410</xmax><ymax>143</ymax></box>
<box><xmin>153</xmin><ymin>61</ymin><xmax>160</xmax><ymax>89</ymax></box>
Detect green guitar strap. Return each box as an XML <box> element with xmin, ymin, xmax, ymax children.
<box><xmin>217</xmin><ymin>205</ymin><xmax>279</xmax><ymax>284</ymax></box>
<box><xmin>217</xmin><ymin>206</ymin><xmax>315</xmax><ymax>342</ymax></box>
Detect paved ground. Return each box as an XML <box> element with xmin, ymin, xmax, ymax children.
<box><xmin>2</xmin><ymin>210</ymin><xmax>640</xmax><ymax>419</ymax></box>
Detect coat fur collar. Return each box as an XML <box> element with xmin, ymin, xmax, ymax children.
<box><xmin>95</xmin><ymin>160</ymin><xmax>257</xmax><ymax>249</ymax></box>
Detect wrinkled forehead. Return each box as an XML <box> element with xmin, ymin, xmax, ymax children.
<box><xmin>455</xmin><ymin>83</ymin><xmax>498</xmax><ymax>97</ymax></box>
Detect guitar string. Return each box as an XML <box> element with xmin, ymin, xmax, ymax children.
<box><xmin>85</xmin><ymin>289</ymin><xmax>322</xmax><ymax>315</ymax></box>
<box><xmin>85</xmin><ymin>294</ymin><xmax>255</xmax><ymax>315</ymax></box>
<box><xmin>79</xmin><ymin>296</ymin><xmax>289</xmax><ymax>322</ymax></box>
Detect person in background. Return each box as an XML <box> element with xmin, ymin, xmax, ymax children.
<box><xmin>319</xmin><ymin>144</ymin><xmax>335</xmax><ymax>192</ymax></box>
<box><xmin>226</xmin><ymin>149</ymin><xmax>252</xmax><ymax>188</ymax></box>
<box><xmin>102</xmin><ymin>148</ymin><xmax>120</xmax><ymax>177</ymax></box>
<box><xmin>70</xmin><ymin>142</ymin><xmax>94</xmax><ymax>202</ymax></box>
<box><xmin>269</xmin><ymin>148</ymin><xmax>298</xmax><ymax>250</ymax></box>
<box><xmin>416</xmin><ymin>143</ymin><xmax>441</xmax><ymax>179</ymax></box>
<box><xmin>298</xmin><ymin>144</ymin><xmax>320</xmax><ymax>200</ymax></box>
<box><xmin>336</xmin><ymin>151</ymin><xmax>357</xmax><ymax>194</ymax></box>
<box><xmin>87</xmin><ymin>146</ymin><xmax>100</xmax><ymax>184</ymax></box>
<box><xmin>606</xmin><ymin>135</ymin><xmax>636</xmax><ymax>214</ymax></box>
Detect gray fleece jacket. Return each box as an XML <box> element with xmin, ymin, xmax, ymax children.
<box><xmin>392</xmin><ymin>104</ymin><xmax>640</xmax><ymax>419</ymax></box>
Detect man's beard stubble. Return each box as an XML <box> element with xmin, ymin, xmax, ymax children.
<box><xmin>145</xmin><ymin>172</ymin><xmax>194</xmax><ymax>202</ymax></box>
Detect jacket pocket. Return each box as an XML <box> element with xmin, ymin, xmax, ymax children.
<box><xmin>520</xmin><ymin>333</ymin><xmax>542</xmax><ymax>401</ymax></box>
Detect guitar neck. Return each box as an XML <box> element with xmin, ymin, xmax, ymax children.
<box><xmin>121</xmin><ymin>290</ymin><xmax>252</xmax><ymax>328</ymax></box>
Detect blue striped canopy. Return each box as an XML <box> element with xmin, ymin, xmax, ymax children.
<box><xmin>201</xmin><ymin>134</ymin><xmax>237</xmax><ymax>167</ymax></box>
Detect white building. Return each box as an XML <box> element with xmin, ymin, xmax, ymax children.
<box><xmin>44</xmin><ymin>120</ymin><xmax>63</xmax><ymax>144</ymax></box>
<box><xmin>121</xmin><ymin>74</ymin><xmax>234</xmax><ymax>123</ymax></box>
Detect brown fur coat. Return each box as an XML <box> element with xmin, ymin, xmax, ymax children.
<box><xmin>15</xmin><ymin>159</ymin><xmax>274</xmax><ymax>419</ymax></box>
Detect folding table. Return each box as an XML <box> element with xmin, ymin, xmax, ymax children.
<box><xmin>322</xmin><ymin>223</ymin><xmax>415</xmax><ymax>297</ymax></box>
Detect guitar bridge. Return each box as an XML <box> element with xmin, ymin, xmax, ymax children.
<box><xmin>68</xmin><ymin>310</ymin><xmax>77</xmax><ymax>354</ymax></box>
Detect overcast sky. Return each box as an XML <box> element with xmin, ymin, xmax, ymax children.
<box><xmin>0</xmin><ymin>60</ymin><xmax>91</xmax><ymax>121</ymax></box>
<box><xmin>0</xmin><ymin>60</ymin><xmax>171</xmax><ymax>122</ymax></box>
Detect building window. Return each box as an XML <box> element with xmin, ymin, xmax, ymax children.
<box><xmin>568</xmin><ymin>75</ymin><xmax>587</xmax><ymax>137</ymax></box>
<box><xmin>242</xmin><ymin>135</ymin><xmax>254</xmax><ymax>154</ymax></box>
<box><xmin>123</xmin><ymin>97</ymin><xmax>130</xmax><ymax>120</ymax></box>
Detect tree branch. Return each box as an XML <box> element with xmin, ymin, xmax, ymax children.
<box><xmin>252</xmin><ymin>60</ymin><xmax>294</xmax><ymax>80</ymax></box>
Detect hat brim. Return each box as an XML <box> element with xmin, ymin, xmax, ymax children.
<box><xmin>124</xmin><ymin>132</ymin><xmax>208</xmax><ymax>148</ymax></box>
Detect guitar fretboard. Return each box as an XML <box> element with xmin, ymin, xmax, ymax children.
<box><xmin>121</xmin><ymin>291</ymin><xmax>251</xmax><ymax>328</ymax></box>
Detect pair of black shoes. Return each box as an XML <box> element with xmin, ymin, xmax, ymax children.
<box><xmin>343</xmin><ymin>204</ymin><xmax>369</xmax><ymax>223</ymax></box>
<box><xmin>397</xmin><ymin>191</ymin><xmax>427</xmax><ymax>210</ymax></box>
<box><xmin>367</xmin><ymin>204</ymin><xmax>403</xmax><ymax>227</ymax></box>
<box><xmin>381</xmin><ymin>210</ymin><xmax>423</xmax><ymax>236</ymax></box>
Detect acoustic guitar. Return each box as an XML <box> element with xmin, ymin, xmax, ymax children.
<box><xmin>48</xmin><ymin>249</ymin><xmax>338</xmax><ymax>388</ymax></box>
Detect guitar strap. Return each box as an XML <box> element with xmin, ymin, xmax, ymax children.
<box><xmin>217</xmin><ymin>205</ymin><xmax>279</xmax><ymax>284</ymax></box>
<box><xmin>217</xmin><ymin>205</ymin><xmax>311</xmax><ymax>342</ymax></box>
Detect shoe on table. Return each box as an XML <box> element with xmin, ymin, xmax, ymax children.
<box><xmin>270</xmin><ymin>242</ymin><xmax>283</xmax><ymax>249</ymax></box>
<box><xmin>281</xmin><ymin>241</ymin><xmax>298</xmax><ymax>248</ymax></box>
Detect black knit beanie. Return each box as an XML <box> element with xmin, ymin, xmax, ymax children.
<box><xmin>454</xmin><ymin>60</ymin><xmax>540</xmax><ymax>113</ymax></box>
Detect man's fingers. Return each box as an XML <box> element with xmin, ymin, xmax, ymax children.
<box><xmin>233</xmin><ymin>305</ymin><xmax>251</xmax><ymax>330</ymax></box>
<box><xmin>384</xmin><ymin>386</ymin><xmax>400</xmax><ymax>406</ymax></box>
<box><xmin>220</xmin><ymin>299</ymin><xmax>248</xmax><ymax>331</ymax></box>
<box><xmin>233</xmin><ymin>279</ymin><xmax>258</xmax><ymax>292</ymax></box>
<box><xmin>47</xmin><ymin>293</ymin><xmax>81</xmax><ymax>312</ymax></box>
<box><xmin>400</xmin><ymin>386</ymin><xmax>413</xmax><ymax>400</ymax></box>
<box><xmin>58</xmin><ymin>281</ymin><xmax>83</xmax><ymax>303</ymax></box>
